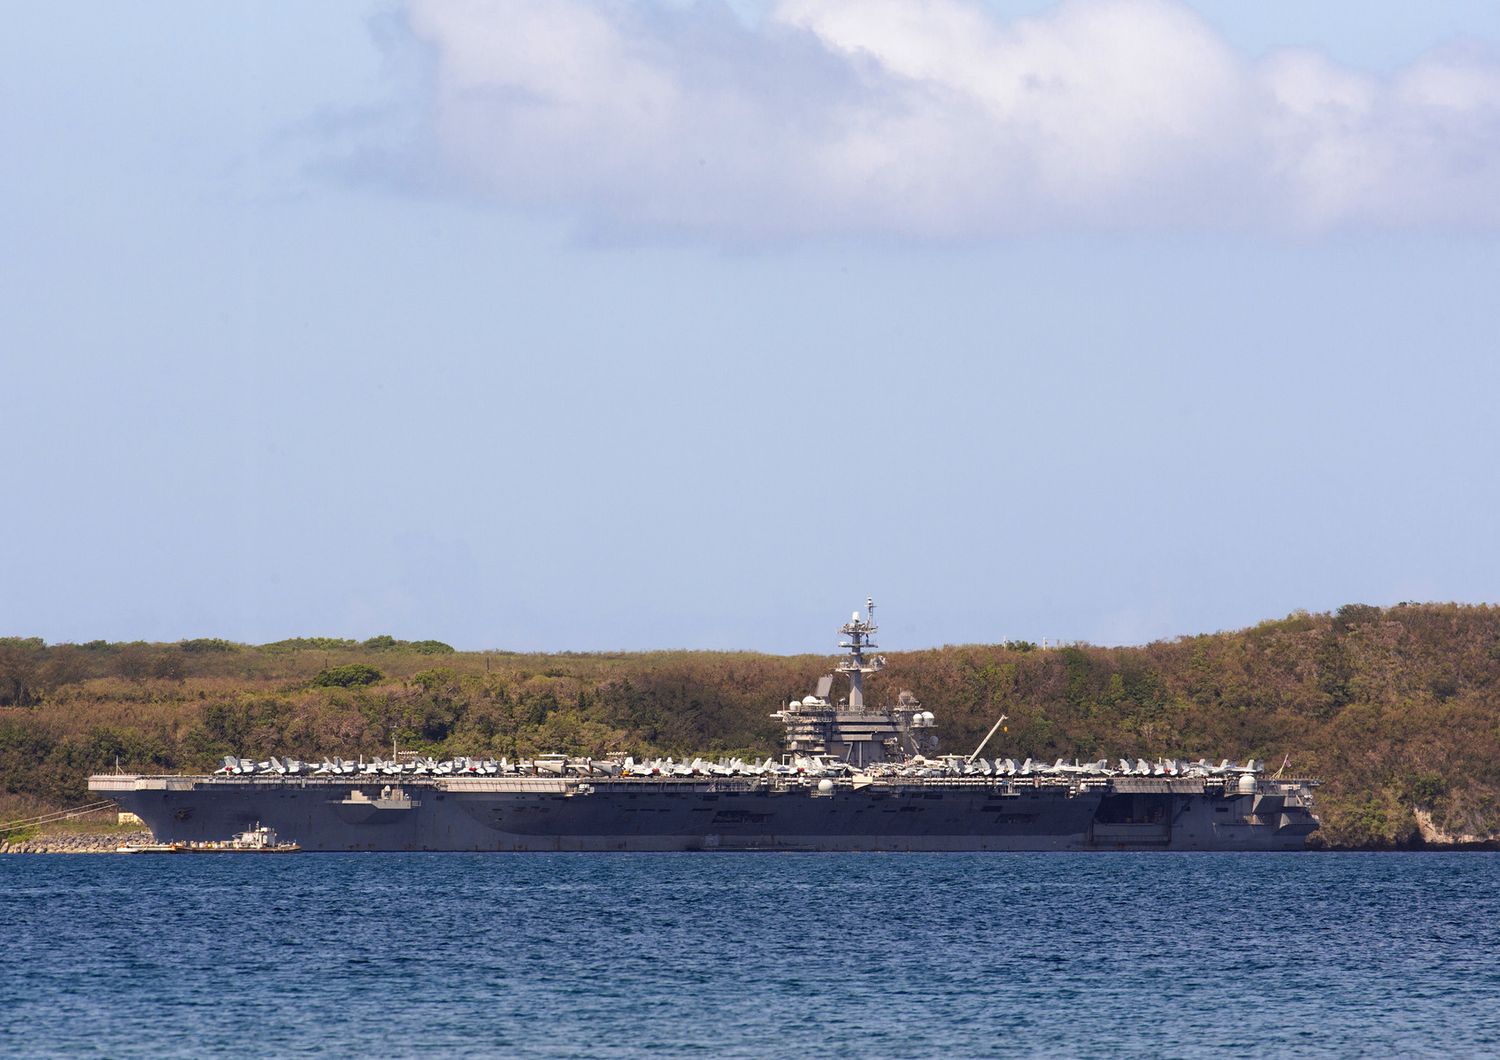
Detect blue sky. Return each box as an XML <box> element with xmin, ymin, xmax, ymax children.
<box><xmin>3</xmin><ymin>1</ymin><xmax>1499</xmax><ymax>652</ymax></box>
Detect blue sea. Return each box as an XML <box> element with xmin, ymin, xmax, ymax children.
<box><xmin>3</xmin><ymin>853</ymin><xmax>1497</xmax><ymax>1058</ymax></box>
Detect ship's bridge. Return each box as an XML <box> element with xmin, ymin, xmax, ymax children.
<box><xmin>772</xmin><ymin>600</ymin><xmax>937</xmax><ymax>766</ymax></box>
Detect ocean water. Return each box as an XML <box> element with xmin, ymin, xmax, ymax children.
<box><xmin>3</xmin><ymin>853</ymin><xmax>1497</xmax><ymax>1059</ymax></box>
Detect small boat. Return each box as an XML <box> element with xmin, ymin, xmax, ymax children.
<box><xmin>116</xmin><ymin>841</ymin><xmax>185</xmax><ymax>854</ymax></box>
<box><xmin>184</xmin><ymin>824</ymin><xmax>301</xmax><ymax>853</ymax></box>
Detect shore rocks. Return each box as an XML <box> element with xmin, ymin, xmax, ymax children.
<box><xmin>0</xmin><ymin>831</ymin><xmax>153</xmax><ymax>854</ymax></box>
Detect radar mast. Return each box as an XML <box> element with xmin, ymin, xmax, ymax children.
<box><xmin>837</xmin><ymin>597</ymin><xmax>885</xmax><ymax>711</ymax></box>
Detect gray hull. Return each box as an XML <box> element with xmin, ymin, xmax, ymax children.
<box><xmin>92</xmin><ymin>775</ymin><xmax>1318</xmax><ymax>852</ymax></box>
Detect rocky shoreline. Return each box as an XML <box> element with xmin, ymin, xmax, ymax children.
<box><xmin>1</xmin><ymin>831</ymin><xmax>153</xmax><ymax>854</ymax></box>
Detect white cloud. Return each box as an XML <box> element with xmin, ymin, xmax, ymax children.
<box><xmin>403</xmin><ymin>0</ymin><xmax>1500</xmax><ymax>239</ymax></box>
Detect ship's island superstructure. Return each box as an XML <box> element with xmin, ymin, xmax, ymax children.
<box><xmin>91</xmin><ymin>602</ymin><xmax>1320</xmax><ymax>851</ymax></box>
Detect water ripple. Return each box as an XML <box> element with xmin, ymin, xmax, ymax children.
<box><xmin>3</xmin><ymin>853</ymin><xmax>1498</xmax><ymax>1058</ymax></box>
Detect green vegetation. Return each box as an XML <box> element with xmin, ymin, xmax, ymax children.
<box><xmin>2</xmin><ymin>604</ymin><xmax>1499</xmax><ymax>848</ymax></box>
<box><xmin>179</xmin><ymin>638</ymin><xmax>239</xmax><ymax>654</ymax></box>
<box><xmin>359</xmin><ymin>635</ymin><xmax>453</xmax><ymax>654</ymax></box>
<box><xmin>311</xmin><ymin>664</ymin><xmax>385</xmax><ymax>688</ymax></box>
<box><xmin>262</xmin><ymin>637</ymin><xmax>359</xmax><ymax>653</ymax></box>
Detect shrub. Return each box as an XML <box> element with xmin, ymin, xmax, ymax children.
<box><xmin>261</xmin><ymin>637</ymin><xmax>357</xmax><ymax>652</ymax></box>
<box><xmin>180</xmin><ymin>638</ymin><xmax>238</xmax><ymax>653</ymax></box>
<box><xmin>312</xmin><ymin>664</ymin><xmax>384</xmax><ymax>688</ymax></box>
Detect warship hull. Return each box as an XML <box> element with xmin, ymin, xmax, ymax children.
<box><xmin>90</xmin><ymin>604</ymin><xmax>1320</xmax><ymax>851</ymax></box>
<box><xmin>91</xmin><ymin>774</ymin><xmax>1318</xmax><ymax>852</ymax></box>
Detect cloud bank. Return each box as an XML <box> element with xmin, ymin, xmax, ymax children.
<box><xmin>405</xmin><ymin>0</ymin><xmax>1500</xmax><ymax>239</ymax></box>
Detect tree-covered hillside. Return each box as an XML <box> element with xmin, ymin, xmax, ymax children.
<box><xmin>3</xmin><ymin>605</ymin><xmax>1498</xmax><ymax>848</ymax></box>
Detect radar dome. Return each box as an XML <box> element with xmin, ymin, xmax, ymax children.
<box><xmin>817</xmin><ymin>779</ymin><xmax>835</xmax><ymax>794</ymax></box>
<box><xmin>921</xmin><ymin>711</ymin><xmax>936</xmax><ymax>726</ymax></box>
<box><xmin>1237</xmin><ymin>773</ymin><xmax>1257</xmax><ymax>795</ymax></box>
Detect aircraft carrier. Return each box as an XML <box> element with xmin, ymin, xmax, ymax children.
<box><xmin>90</xmin><ymin>602</ymin><xmax>1320</xmax><ymax>851</ymax></box>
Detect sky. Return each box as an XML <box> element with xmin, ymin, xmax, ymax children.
<box><xmin>3</xmin><ymin>0</ymin><xmax>1499</xmax><ymax>653</ymax></box>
